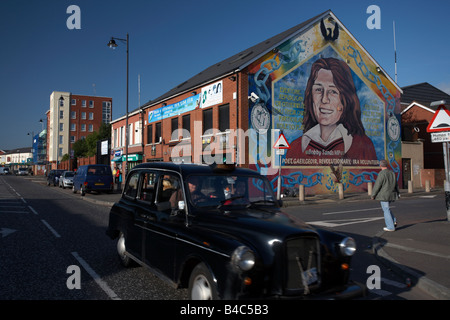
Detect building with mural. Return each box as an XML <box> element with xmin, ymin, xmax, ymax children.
<box><xmin>111</xmin><ymin>10</ymin><xmax>402</xmax><ymax>194</ymax></box>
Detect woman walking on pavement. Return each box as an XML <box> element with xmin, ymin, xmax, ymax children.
<box><xmin>371</xmin><ymin>159</ymin><xmax>400</xmax><ymax>231</ymax></box>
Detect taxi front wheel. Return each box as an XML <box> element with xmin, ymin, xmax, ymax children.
<box><xmin>188</xmin><ymin>262</ymin><xmax>218</xmax><ymax>300</ymax></box>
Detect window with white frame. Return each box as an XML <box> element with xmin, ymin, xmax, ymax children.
<box><xmin>89</xmin><ymin>100</ymin><xmax>94</xmax><ymax>108</ymax></box>
<box><xmin>71</xmin><ymin>111</ymin><xmax>76</xmax><ymax>119</ymax></box>
<box><xmin>59</xmin><ymin>123</ymin><xmax>63</xmax><ymax>131</ymax></box>
<box><xmin>70</xmin><ymin>123</ymin><xmax>76</xmax><ymax>131</ymax></box>
<box><xmin>89</xmin><ymin>112</ymin><xmax>94</xmax><ymax>120</ymax></box>
<box><xmin>88</xmin><ymin>124</ymin><xmax>93</xmax><ymax>132</ymax></box>
<box><xmin>81</xmin><ymin>124</ymin><xmax>86</xmax><ymax>132</ymax></box>
<box><xmin>102</xmin><ymin>101</ymin><xmax>111</xmax><ymax>124</ymax></box>
<box><xmin>82</xmin><ymin>100</ymin><xmax>86</xmax><ymax>107</ymax></box>
<box><xmin>81</xmin><ymin>112</ymin><xmax>86</xmax><ymax>119</ymax></box>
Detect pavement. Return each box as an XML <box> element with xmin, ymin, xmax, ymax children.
<box><xmin>28</xmin><ymin>174</ymin><xmax>450</xmax><ymax>300</ymax></box>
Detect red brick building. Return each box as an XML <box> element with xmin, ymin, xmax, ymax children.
<box><xmin>47</xmin><ymin>91</ymin><xmax>112</xmax><ymax>169</ymax></box>
<box><xmin>111</xmin><ymin>10</ymin><xmax>403</xmax><ymax>195</ymax></box>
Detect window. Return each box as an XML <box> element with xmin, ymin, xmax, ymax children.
<box><xmin>138</xmin><ymin>171</ymin><xmax>157</xmax><ymax>203</ymax></box>
<box><xmin>59</xmin><ymin>135</ymin><xmax>63</xmax><ymax>144</ymax></box>
<box><xmin>147</xmin><ymin>124</ymin><xmax>153</xmax><ymax>144</ymax></box>
<box><xmin>71</xmin><ymin>99</ymin><xmax>76</xmax><ymax>106</ymax></box>
<box><xmin>81</xmin><ymin>112</ymin><xmax>86</xmax><ymax>119</ymax></box>
<box><xmin>218</xmin><ymin>104</ymin><xmax>230</xmax><ymax>149</ymax></box>
<box><xmin>70</xmin><ymin>123</ymin><xmax>76</xmax><ymax>131</ymax></box>
<box><xmin>155</xmin><ymin>122</ymin><xmax>161</xmax><ymax>144</ymax></box>
<box><xmin>59</xmin><ymin>110</ymin><xmax>64</xmax><ymax>119</ymax></box>
<box><xmin>89</xmin><ymin>112</ymin><xmax>94</xmax><ymax>120</ymax></box>
<box><xmin>171</xmin><ymin>117</ymin><xmax>178</xmax><ymax>141</ymax></box>
<box><xmin>88</xmin><ymin>124</ymin><xmax>93</xmax><ymax>132</ymax></box>
<box><xmin>156</xmin><ymin>174</ymin><xmax>183</xmax><ymax>213</ymax></box>
<box><xmin>71</xmin><ymin>111</ymin><xmax>76</xmax><ymax>119</ymax></box>
<box><xmin>70</xmin><ymin>136</ymin><xmax>75</xmax><ymax>143</ymax></box>
<box><xmin>102</xmin><ymin>101</ymin><xmax>111</xmax><ymax>124</ymax></box>
<box><xmin>124</xmin><ymin>171</ymin><xmax>139</xmax><ymax>199</ymax></box>
<box><xmin>81</xmin><ymin>124</ymin><xmax>86</xmax><ymax>132</ymax></box>
<box><xmin>182</xmin><ymin>114</ymin><xmax>190</xmax><ymax>139</ymax></box>
<box><xmin>219</xmin><ymin>104</ymin><xmax>230</xmax><ymax>132</ymax></box>
<box><xmin>89</xmin><ymin>100</ymin><xmax>94</xmax><ymax>108</ymax></box>
<box><xmin>59</xmin><ymin>123</ymin><xmax>64</xmax><ymax>131</ymax></box>
<box><xmin>203</xmin><ymin>108</ymin><xmax>213</xmax><ymax>134</ymax></box>
<box><xmin>59</xmin><ymin>98</ymin><xmax>64</xmax><ymax>107</ymax></box>
<box><xmin>82</xmin><ymin>100</ymin><xmax>86</xmax><ymax>108</ymax></box>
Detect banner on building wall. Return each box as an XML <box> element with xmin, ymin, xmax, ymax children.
<box><xmin>148</xmin><ymin>94</ymin><xmax>201</xmax><ymax>124</ymax></box>
<box><xmin>201</xmin><ymin>81</ymin><xmax>223</xmax><ymax>109</ymax></box>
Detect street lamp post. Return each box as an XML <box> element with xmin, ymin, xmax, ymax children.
<box><xmin>107</xmin><ymin>33</ymin><xmax>129</xmax><ymax>179</ymax></box>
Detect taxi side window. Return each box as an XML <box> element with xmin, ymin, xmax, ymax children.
<box><xmin>138</xmin><ymin>171</ymin><xmax>157</xmax><ymax>203</ymax></box>
<box><xmin>124</xmin><ymin>172</ymin><xmax>139</xmax><ymax>199</ymax></box>
<box><xmin>156</xmin><ymin>174</ymin><xmax>183</xmax><ymax>212</ymax></box>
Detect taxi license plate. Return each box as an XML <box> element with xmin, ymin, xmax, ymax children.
<box><xmin>95</xmin><ymin>183</ymin><xmax>104</xmax><ymax>186</ymax></box>
<box><xmin>302</xmin><ymin>267</ymin><xmax>318</xmax><ymax>285</ymax></box>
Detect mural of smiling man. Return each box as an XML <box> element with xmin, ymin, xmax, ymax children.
<box><xmin>286</xmin><ymin>57</ymin><xmax>377</xmax><ymax>162</ymax></box>
<box><xmin>248</xmin><ymin>13</ymin><xmax>402</xmax><ymax>194</ymax></box>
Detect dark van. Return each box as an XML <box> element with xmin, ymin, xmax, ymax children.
<box><xmin>72</xmin><ymin>164</ymin><xmax>113</xmax><ymax>196</ymax></box>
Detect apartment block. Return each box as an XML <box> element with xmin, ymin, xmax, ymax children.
<box><xmin>47</xmin><ymin>91</ymin><xmax>112</xmax><ymax>169</ymax></box>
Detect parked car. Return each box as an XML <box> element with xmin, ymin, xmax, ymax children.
<box><xmin>72</xmin><ymin>164</ymin><xmax>113</xmax><ymax>196</ymax></box>
<box><xmin>17</xmin><ymin>167</ymin><xmax>29</xmax><ymax>176</ymax></box>
<box><xmin>47</xmin><ymin>169</ymin><xmax>65</xmax><ymax>186</ymax></box>
<box><xmin>0</xmin><ymin>167</ymin><xmax>10</xmax><ymax>175</ymax></box>
<box><xmin>59</xmin><ymin>171</ymin><xmax>75</xmax><ymax>189</ymax></box>
<box><xmin>106</xmin><ymin>162</ymin><xmax>365</xmax><ymax>300</ymax></box>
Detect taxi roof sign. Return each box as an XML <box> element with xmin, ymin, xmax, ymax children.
<box><xmin>273</xmin><ymin>133</ymin><xmax>290</xmax><ymax>149</ymax></box>
<box><xmin>427</xmin><ymin>104</ymin><xmax>450</xmax><ymax>133</ymax></box>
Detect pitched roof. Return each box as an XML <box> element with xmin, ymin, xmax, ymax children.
<box><xmin>141</xmin><ymin>10</ymin><xmax>330</xmax><ymax>109</ymax></box>
<box><xmin>401</xmin><ymin>82</ymin><xmax>450</xmax><ymax>110</ymax></box>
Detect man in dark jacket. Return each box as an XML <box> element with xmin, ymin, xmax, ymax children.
<box><xmin>371</xmin><ymin>159</ymin><xmax>399</xmax><ymax>231</ymax></box>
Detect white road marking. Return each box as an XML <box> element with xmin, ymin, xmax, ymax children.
<box><xmin>28</xmin><ymin>206</ymin><xmax>39</xmax><ymax>215</ymax></box>
<box><xmin>309</xmin><ymin>217</ymin><xmax>384</xmax><ymax>227</ymax></box>
<box><xmin>385</xmin><ymin>243</ymin><xmax>450</xmax><ymax>260</ymax></box>
<box><xmin>40</xmin><ymin>219</ymin><xmax>61</xmax><ymax>238</ymax></box>
<box><xmin>71</xmin><ymin>252</ymin><xmax>121</xmax><ymax>300</ymax></box>
<box><xmin>323</xmin><ymin>206</ymin><xmax>394</xmax><ymax>215</ymax></box>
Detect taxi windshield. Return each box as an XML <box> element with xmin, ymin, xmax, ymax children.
<box><xmin>186</xmin><ymin>174</ymin><xmax>276</xmax><ymax>208</ymax></box>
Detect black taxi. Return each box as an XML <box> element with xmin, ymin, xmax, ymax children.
<box><xmin>106</xmin><ymin>162</ymin><xmax>365</xmax><ymax>300</ymax></box>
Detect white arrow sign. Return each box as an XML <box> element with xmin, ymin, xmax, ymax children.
<box><xmin>0</xmin><ymin>228</ymin><xmax>17</xmax><ymax>238</ymax></box>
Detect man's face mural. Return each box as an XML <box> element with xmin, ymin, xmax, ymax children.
<box><xmin>312</xmin><ymin>68</ymin><xmax>344</xmax><ymax>129</ymax></box>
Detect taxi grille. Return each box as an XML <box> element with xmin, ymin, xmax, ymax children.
<box><xmin>284</xmin><ymin>236</ymin><xmax>321</xmax><ymax>294</ymax></box>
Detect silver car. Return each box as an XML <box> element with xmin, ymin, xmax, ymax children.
<box><xmin>59</xmin><ymin>171</ymin><xmax>75</xmax><ymax>189</ymax></box>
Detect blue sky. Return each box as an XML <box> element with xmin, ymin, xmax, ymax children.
<box><xmin>1</xmin><ymin>0</ymin><xmax>449</xmax><ymax>150</ymax></box>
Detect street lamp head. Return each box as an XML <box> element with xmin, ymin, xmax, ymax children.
<box><xmin>107</xmin><ymin>38</ymin><xmax>118</xmax><ymax>49</ymax></box>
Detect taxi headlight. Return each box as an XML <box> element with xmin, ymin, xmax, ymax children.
<box><xmin>231</xmin><ymin>246</ymin><xmax>255</xmax><ymax>271</ymax></box>
<box><xmin>339</xmin><ymin>237</ymin><xmax>356</xmax><ymax>256</ymax></box>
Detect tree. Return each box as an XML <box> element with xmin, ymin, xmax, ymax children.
<box><xmin>71</xmin><ymin>123</ymin><xmax>111</xmax><ymax>158</ymax></box>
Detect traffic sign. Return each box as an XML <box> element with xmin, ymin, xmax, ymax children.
<box><xmin>427</xmin><ymin>105</ymin><xmax>450</xmax><ymax>132</ymax></box>
<box><xmin>431</xmin><ymin>132</ymin><xmax>450</xmax><ymax>143</ymax></box>
<box><xmin>273</xmin><ymin>133</ymin><xmax>290</xmax><ymax>149</ymax></box>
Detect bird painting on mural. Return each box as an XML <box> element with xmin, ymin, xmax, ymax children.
<box><xmin>320</xmin><ymin>18</ymin><xmax>339</xmax><ymax>41</ymax></box>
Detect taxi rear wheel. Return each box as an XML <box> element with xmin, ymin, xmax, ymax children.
<box><xmin>188</xmin><ymin>263</ymin><xmax>218</xmax><ymax>300</ymax></box>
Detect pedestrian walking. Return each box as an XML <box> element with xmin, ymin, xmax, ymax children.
<box><xmin>371</xmin><ymin>159</ymin><xmax>400</xmax><ymax>232</ymax></box>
